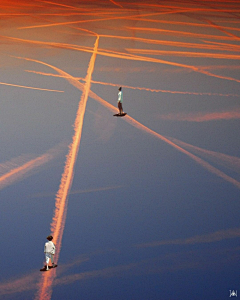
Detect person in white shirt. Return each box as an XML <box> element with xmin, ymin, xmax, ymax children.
<box><xmin>117</xmin><ymin>87</ymin><xmax>123</xmax><ymax>115</ymax></box>
<box><xmin>44</xmin><ymin>235</ymin><xmax>57</xmax><ymax>270</ymax></box>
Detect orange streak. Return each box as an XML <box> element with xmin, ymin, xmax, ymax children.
<box><xmin>1</xmin><ymin>225</ymin><xmax>240</xmax><ymax>296</ymax></box>
<box><xmin>0</xmin><ymin>256</ymin><xmax>89</xmax><ymax>297</ymax></box>
<box><xmin>110</xmin><ymin>0</ymin><xmax>124</xmax><ymax>8</ymax></box>
<box><xmin>4</xmin><ymin>235</ymin><xmax>239</xmax><ymax>294</ymax></box>
<box><xmin>0</xmin><ymin>144</ymin><xmax>65</xmax><ymax>190</ymax></box>
<box><xmin>200</xmin><ymin>65</ymin><xmax>240</xmax><ymax>72</ymax></box>
<box><xmin>52</xmin><ymin>40</ymin><xmax>99</xmax><ymax>255</ymax></box>
<box><xmin>126</xmin><ymin>49</ymin><xmax>240</xmax><ymax>60</ymax></box>
<box><xmin>127</xmin><ymin>17</ymin><xmax>240</xmax><ymax>33</ymax></box>
<box><xmin>58</xmin><ymin>75</ymin><xmax>240</xmax><ymax>187</ymax></box>
<box><xmin>205</xmin><ymin>19</ymin><xmax>240</xmax><ymax>40</ymax></box>
<box><xmin>0</xmin><ymin>156</ymin><xmax>50</xmax><ymax>189</ymax></box>
<box><xmin>127</xmin><ymin>26</ymin><xmax>240</xmax><ymax>41</ymax></box>
<box><xmin>0</xmin><ymin>81</ymin><xmax>63</xmax><ymax>92</ymax></box>
<box><xmin>136</xmin><ymin>228</ymin><xmax>240</xmax><ymax>248</ymax></box>
<box><xmin>159</xmin><ymin>109</ymin><xmax>240</xmax><ymax>122</ymax></box>
<box><xmin>18</xmin><ymin>11</ymin><xmax>165</xmax><ymax>30</ymax></box>
<box><xmin>125</xmin><ymin>3</ymin><xmax>240</xmax><ymax>12</ymax></box>
<box><xmin>98</xmin><ymin>33</ymin><xmax>238</xmax><ymax>51</ymax></box>
<box><xmin>7</xmin><ymin>34</ymin><xmax>240</xmax><ymax>83</ymax></box>
<box><xmin>38</xmin><ymin>0</ymin><xmax>81</xmax><ymax>10</ymax></box>
<box><xmin>86</xmin><ymin>80</ymin><xmax>240</xmax><ymax>97</ymax></box>
<box><xmin>26</xmin><ymin>70</ymin><xmax>240</xmax><ymax>97</ymax></box>
<box><xmin>203</xmin><ymin>40</ymin><xmax>240</xmax><ymax>51</ymax></box>
<box><xmin>31</xmin><ymin>185</ymin><xmax>123</xmax><ymax>198</ymax></box>
<box><xmin>15</xmin><ymin>58</ymin><xmax>240</xmax><ymax>190</ymax></box>
<box><xmin>218</xmin><ymin>20</ymin><xmax>240</xmax><ymax>24</ymax></box>
<box><xmin>124</xmin><ymin>115</ymin><xmax>240</xmax><ymax>189</ymax></box>
<box><xmin>35</xmin><ymin>34</ymin><xmax>99</xmax><ymax>300</ymax></box>
<box><xmin>168</xmin><ymin>137</ymin><xmax>240</xmax><ymax>174</ymax></box>
<box><xmin>0</xmin><ymin>272</ymin><xmax>38</xmax><ymax>296</ymax></box>
<box><xmin>37</xmin><ymin>0</ymin><xmax>125</xmax><ymax>14</ymax></box>
<box><xmin>0</xmin><ymin>12</ymin><xmax>116</xmax><ymax>16</ymax></box>
<box><xmin>0</xmin><ymin>2</ymin><xmax>44</xmax><ymax>9</ymax></box>
<box><xmin>0</xmin><ymin>13</ymin><xmax>31</xmax><ymax>16</ymax></box>
<box><xmin>79</xmin><ymin>93</ymin><xmax>240</xmax><ymax>188</ymax></box>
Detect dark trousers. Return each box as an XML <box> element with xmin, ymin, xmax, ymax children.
<box><xmin>118</xmin><ymin>102</ymin><xmax>123</xmax><ymax>114</ymax></box>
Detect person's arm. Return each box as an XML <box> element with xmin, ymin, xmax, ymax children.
<box><xmin>118</xmin><ymin>91</ymin><xmax>122</xmax><ymax>102</ymax></box>
<box><xmin>52</xmin><ymin>242</ymin><xmax>56</xmax><ymax>255</ymax></box>
<box><xmin>120</xmin><ymin>91</ymin><xmax>123</xmax><ymax>102</ymax></box>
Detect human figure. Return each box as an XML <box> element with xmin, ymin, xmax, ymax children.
<box><xmin>117</xmin><ymin>87</ymin><xmax>123</xmax><ymax>115</ymax></box>
<box><xmin>44</xmin><ymin>235</ymin><xmax>57</xmax><ymax>270</ymax></box>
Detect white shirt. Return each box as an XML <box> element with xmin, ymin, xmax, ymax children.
<box><xmin>44</xmin><ymin>241</ymin><xmax>56</xmax><ymax>254</ymax></box>
<box><xmin>118</xmin><ymin>91</ymin><xmax>123</xmax><ymax>103</ymax></box>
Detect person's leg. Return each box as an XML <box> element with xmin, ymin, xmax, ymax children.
<box><xmin>45</xmin><ymin>253</ymin><xmax>50</xmax><ymax>270</ymax></box>
<box><xmin>118</xmin><ymin>102</ymin><xmax>121</xmax><ymax>114</ymax></box>
<box><xmin>50</xmin><ymin>254</ymin><xmax>56</xmax><ymax>267</ymax></box>
<box><xmin>119</xmin><ymin>102</ymin><xmax>123</xmax><ymax>114</ymax></box>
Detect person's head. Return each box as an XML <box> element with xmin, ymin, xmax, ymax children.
<box><xmin>118</xmin><ymin>87</ymin><xmax>122</xmax><ymax>91</ymax></box>
<box><xmin>46</xmin><ymin>235</ymin><xmax>53</xmax><ymax>241</ymax></box>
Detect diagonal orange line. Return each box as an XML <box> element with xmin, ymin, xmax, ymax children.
<box><xmin>35</xmin><ymin>34</ymin><xmax>99</xmax><ymax>300</ymax></box>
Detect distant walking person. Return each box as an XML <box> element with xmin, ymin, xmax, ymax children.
<box><xmin>117</xmin><ymin>87</ymin><xmax>123</xmax><ymax>115</ymax></box>
<box><xmin>44</xmin><ymin>235</ymin><xmax>57</xmax><ymax>271</ymax></box>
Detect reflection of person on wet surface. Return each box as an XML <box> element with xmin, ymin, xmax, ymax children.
<box><xmin>44</xmin><ymin>235</ymin><xmax>57</xmax><ymax>271</ymax></box>
<box><xmin>118</xmin><ymin>87</ymin><xmax>123</xmax><ymax>115</ymax></box>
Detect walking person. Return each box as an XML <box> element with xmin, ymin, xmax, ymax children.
<box><xmin>44</xmin><ymin>235</ymin><xmax>57</xmax><ymax>271</ymax></box>
<box><xmin>117</xmin><ymin>87</ymin><xmax>123</xmax><ymax>115</ymax></box>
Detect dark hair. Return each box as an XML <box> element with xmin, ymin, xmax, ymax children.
<box><xmin>46</xmin><ymin>235</ymin><xmax>53</xmax><ymax>241</ymax></box>
<box><xmin>118</xmin><ymin>87</ymin><xmax>122</xmax><ymax>91</ymax></box>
